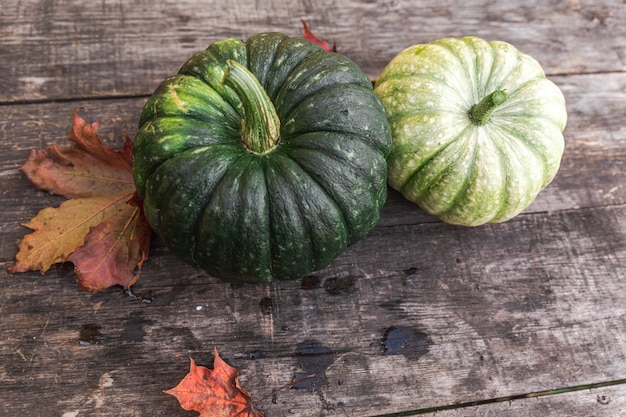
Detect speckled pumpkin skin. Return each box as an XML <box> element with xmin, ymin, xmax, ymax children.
<box><xmin>374</xmin><ymin>37</ymin><xmax>567</xmax><ymax>226</ymax></box>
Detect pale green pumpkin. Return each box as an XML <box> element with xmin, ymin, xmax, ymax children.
<box><xmin>374</xmin><ymin>36</ymin><xmax>567</xmax><ymax>226</ymax></box>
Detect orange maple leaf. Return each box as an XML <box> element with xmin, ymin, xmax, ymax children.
<box><xmin>8</xmin><ymin>109</ymin><xmax>151</xmax><ymax>292</ymax></box>
<box><xmin>165</xmin><ymin>348</ymin><xmax>264</xmax><ymax>417</ymax></box>
<box><xmin>301</xmin><ymin>19</ymin><xmax>337</xmax><ymax>52</ymax></box>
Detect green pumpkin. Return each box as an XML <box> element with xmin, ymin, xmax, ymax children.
<box><xmin>374</xmin><ymin>36</ymin><xmax>567</xmax><ymax>226</ymax></box>
<box><xmin>133</xmin><ymin>33</ymin><xmax>391</xmax><ymax>284</ymax></box>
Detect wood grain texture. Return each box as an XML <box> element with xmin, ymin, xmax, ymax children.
<box><xmin>1</xmin><ymin>204</ymin><xmax>625</xmax><ymax>416</ymax></box>
<box><xmin>1</xmin><ymin>0</ymin><xmax>624</xmax><ymax>102</ymax></box>
<box><xmin>1</xmin><ymin>0</ymin><xmax>625</xmax><ymax>416</ymax></box>
<box><xmin>417</xmin><ymin>383</ymin><xmax>626</xmax><ymax>416</ymax></box>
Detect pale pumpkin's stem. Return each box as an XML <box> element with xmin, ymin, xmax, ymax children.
<box><xmin>469</xmin><ymin>89</ymin><xmax>507</xmax><ymax>126</ymax></box>
<box><xmin>222</xmin><ymin>59</ymin><xmax>280</xmax><ymax>154</ymax></box>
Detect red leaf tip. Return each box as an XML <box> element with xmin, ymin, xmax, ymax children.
<box><xmin>301</xmin><ymin>19</ymin><xmax>336</xmax><ymax>52</ymax></box>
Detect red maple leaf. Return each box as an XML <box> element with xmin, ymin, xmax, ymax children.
<box><xmin>8</xmin><ymin>109</ymin><xmax>151</xmax><ymax>292</ymax></box>
<box><xmin>165</xmin><ymin>348</ymin><xmax>264</xmax><ymax>417</ymax></box>
<box><xmin>301</xmin><ymin>19</ymin><xmax>337</xmax><ymax>52</ymax></box>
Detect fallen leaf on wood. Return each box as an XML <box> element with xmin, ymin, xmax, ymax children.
<box><xmin>301</xmin><ymin>19</ymin><xmax>337</xmax><ymax>52</ymax></box>
<box><xmin>68</xmin><ymin>193</ymin><xmax>151</xmax><ymax>292</ymax></box>
<box><xmin>165</xmin><ymin>348</ymin><xmax>264</xmax><ymax>417</ymax></box>
<box><xmin>8</xmin><ymin>109</ymin><xmax>151</xmax><ymax>292</ymax></box>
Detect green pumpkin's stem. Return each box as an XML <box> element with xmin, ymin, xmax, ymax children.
<box><xmin>222</xmin><ymin>59</ymin><xmax>280</xmax><ymax>154</ymax></box>
<box><xmin>469</xmin><ymin>90</ymin><xmax>507</xmax><ymax>126</ymax></box>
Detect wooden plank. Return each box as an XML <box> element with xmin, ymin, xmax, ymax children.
<box><xmin>1</xmin><ymin>203</ymin><xmax>625</xmax><ymax>416</ymax></box>
<box><xmin>1</xmin><ymin>0</ymin><xmax>624</xmax><ymax>102</ymax></box>
<box><xmin>536</xmin><ymin>71</ymin><xmax>626</xmax><ymax>213</ymax></box>
<box><xmin>413</xmin><ymin>383</ymin><xmax>626</xmax><ymax>416</ymax></box>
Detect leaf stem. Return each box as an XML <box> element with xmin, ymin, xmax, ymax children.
<box><xmin>468</xmin><ymin>89</ymin><xmax>507</xmax><ymax>126</ymax></box>
<box><xmin>222</xmin><ymin>59</ymin><xmax>281</xmax><ymax>155</ymax></box>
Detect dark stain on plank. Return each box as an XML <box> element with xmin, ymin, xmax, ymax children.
<box><xmin>79</xmin><ymin>323</ymin><xmax>104</xmax><ymax>346</ymax></box>
<box><xmin>121</xmin><ymin>311</ymin><xmax>153</xmax><ymax>344</ymax></box>
<box><xmin>323</xmin><ymin>276</ymin><xmax>356</xmax><ymax>296</ymax></box>
<box><xmin>259</xmin><ymin>297</ymin><xmax>273</xmax><ymax>315</ymax></box>
<box><xmin>381</xmin><ymin>326</ymin><xmax>432</xmax><ymax>360</ymax></box>
<box><xmin>292</xmin><ymin>339</ymin><xmax>336</xmax><ymax>389</ymax></box>
<box><xmin>301</xmin><ymin>275</ymin><xmax>321</xmax><ymax>290</ymax></box>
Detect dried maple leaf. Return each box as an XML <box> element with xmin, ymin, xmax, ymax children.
<box><xmin>301</xmin><ymin>19</ymin><xmax>337</xmax><ymax>52</ymax></box>
<box><xmin>165</xmin><ymin>348</ymin><xmax>264</xmax><ymax>417</ymax></box>
<box><xmin>8</xmin><ymin>109</ymin><xmax>151</xmax><ymax>292</ymax></box>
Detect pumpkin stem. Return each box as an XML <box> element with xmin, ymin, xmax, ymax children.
<box><xmin>468</xmin><ymin>89</ymin><xmax>507</xmax><ymax>126</ymax></box>
<box><xmin>222</xmin><ymin>59</ymin><xmax>280</xmax><ymax>154</ymax></box>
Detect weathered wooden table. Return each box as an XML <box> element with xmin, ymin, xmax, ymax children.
<box><xmin>2</xmin><ymin>1</ymin><xmax>625</xmax><ymax>416</ymax></box>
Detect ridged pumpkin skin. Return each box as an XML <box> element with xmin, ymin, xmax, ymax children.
<box><xmin>374</xmin><ymin>37</ymin><xmax>567</xmax><ymax>226</ymax></box>
<box><xmin>133</xmin><ymin>33</ymin><xmax>391</xmax><ymax>284</ymax></box>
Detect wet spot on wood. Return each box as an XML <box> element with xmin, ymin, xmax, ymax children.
<box><xmin>248</xmin><ymin>350</ymin><xmax>262</xmax><ymax>360</ymax></box>
<box><xmin>301</xmin><ymin>275</ymin><xmax>321</xmax><ymax>290</ymax></box>
<box><xmin>176</xmin><ymin>14</ymin><xmax>192</xmax><ymax>24</ymax></box>
<box><xmin>402</xmin><ymin>267</ymin><xmax>419</xmax><ymax>283</ymax></box>
<box><xmin>79</xmin><ymin>324</ymin><xmax>103</xmax><ymax>346</ymax></box>
<box><xmin>292</xmin><ymin>340</ymin><xmax>336</xmax><ymax>389</ymax></box>
<box><xmin>124</xmin><ymin>287</ymin><xmax>154</xmax><ymax>304</ymax></box>
<box><xmin>323</xmin><ymin>276</ymin><xmax>355</xmax><ymax>296</ymax></box>
<box><xmin>153</xmin><ymin>283</ymin><xmax>188</xmax><ymax>305</ymax></box>
<box><xmin>178</xmin><ymin>35</ymin><xmax>197</xmax><ymax>45</ymax></box>
<box><xmin>381</xmin><ymin>326</ymin><xmax>431</xmax><ymax>360</ymax></box>
<box><xmin>259</xmin><ymin>297</ymin><xmax>273</xmax><ymax>315</ymax></box>
<box><xmin>403</xmin><ymin>267</ymin><xmax>418</xmax><ymax>277</ymax></box>
<box><xmin>162</xmin><ymin>326</ymin><xmax>204</xmax><ymax>351</ymax></box>
<box><xmin>121</xmin><ymin>311</ymin><xmax>151</xmax><ymax>343</ymax></box>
